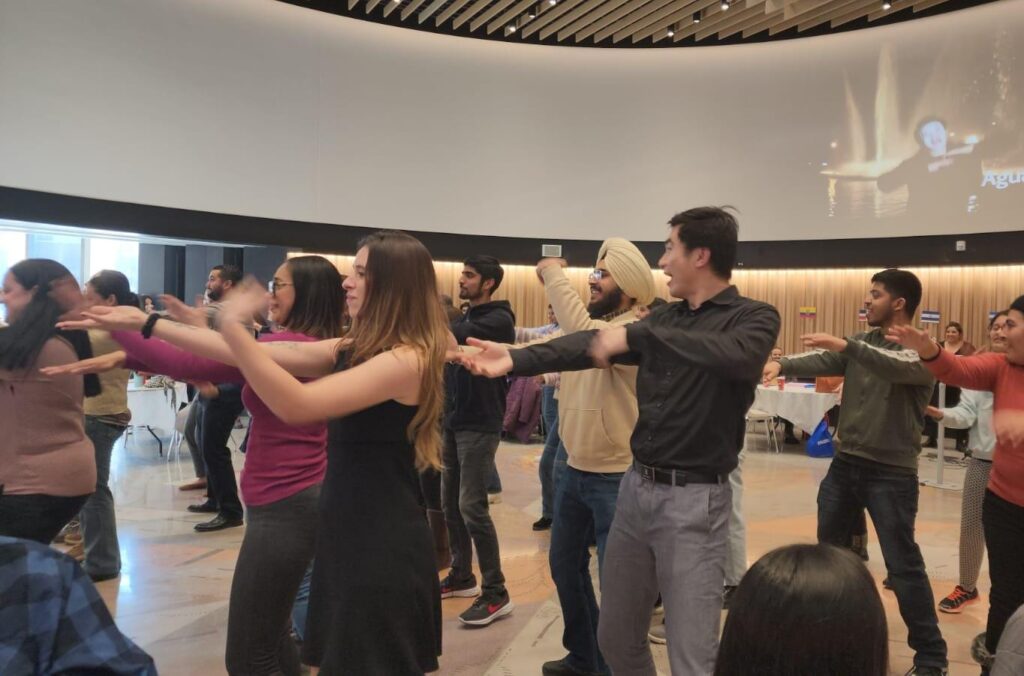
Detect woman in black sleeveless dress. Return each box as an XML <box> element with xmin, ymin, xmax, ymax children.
<box><xmin>211</xmin><ymin>231</ymin><xmax>452</xmax><ymax>675</ymax></box>
<box><xmin>302</xmin><ymin>358</ymin><xmax>442</xmax><ymax>672</ymax></box>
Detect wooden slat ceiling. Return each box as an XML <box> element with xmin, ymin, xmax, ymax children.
<box><xmin>281</xmin><ymin>0</ymin><xmax>999</xmax><ymax>47</ymax></box>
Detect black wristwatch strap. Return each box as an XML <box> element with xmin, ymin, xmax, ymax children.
<box><xmin>141</xmin><ymin>313</ymin><xmax>161</xmax><ymax>339</ymax></box>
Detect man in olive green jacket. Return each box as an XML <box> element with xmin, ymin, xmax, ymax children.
<box><xmin>763</xmin><ymin>268</ymin><xmax>948</xmax><ymax>676</ymax></box>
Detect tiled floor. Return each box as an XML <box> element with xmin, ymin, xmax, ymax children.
<box><xmin>79</xmin><ymin>429</ymin><xmax>986</xmax><ymax>675</ymax></box>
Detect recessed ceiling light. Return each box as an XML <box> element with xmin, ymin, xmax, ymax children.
<box><xmin>693</xmin><ymin>12</ymin><xmax>701</xmax><ymax>23</ymax></box>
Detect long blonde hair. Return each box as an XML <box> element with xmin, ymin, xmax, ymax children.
<box><xmin>343</xmin><ymin>231</ymin><xmax>447</xmax><ymax>471</ymax></box>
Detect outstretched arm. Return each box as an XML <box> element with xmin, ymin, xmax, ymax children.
<box><xmin>58</xmin><ymin>305</ymin><xmax>340</xmax><ymax>378</ymax></box>
<box><xmin>887</xmin><ymin>325</ymin><xmax>1001</xmax><ymax>391</ymax></box>
<box><xmin>623</xmin><ymin>304</ymin><xmax>780</xmax><ymax>381</ymax></box>
<box><xmin>218</xmin><ymin>319</ymin><xmax>417</xmax><ymax>425</ymax></box>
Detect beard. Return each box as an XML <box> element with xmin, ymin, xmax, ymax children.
<box><xmin>588</xmin><ymin>286</ymin><xmax>624</xmax><ymax>319</ymax></box>
<box><xmin>866</xmin><ymin>307</ymin><xmax>891</xmax><ymax>328</ymax></box>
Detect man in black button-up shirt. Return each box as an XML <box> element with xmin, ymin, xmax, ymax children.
<box><xmin>463</xmin><ymin>208</ymin><xmax>779</xmax><ymax>676</ymax></box>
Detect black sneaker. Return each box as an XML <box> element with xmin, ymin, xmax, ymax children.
<box><xmin>459</xmin><ymin>591</ymin><xmax>514</xmax><ymax>626</ymax></box>
<box><xmin>440</xmin><ymin>573</ymin><xmax>480</xmax><ymax>599</ymax></box>
<box><xmin>938</xmin><ymin>585</ymin><xmax>979</xmax><ymax>614</ymax></box>
<box><xmin>541</xmin><ymin>657</ymin><xmax>602</xmax><ymax>676</ymax></box>
<box><xmin>722</xmin><ymin>585</ymin><xmax>737</xmax><ymax>610</ymax></box>
<box><xmin>532</xmin><ymin>517</ymin><xmax>553</xmax><ymax>531</ymax></box>
<box><xmin>904</xmin><ymin>667</ymin><xmax>947</xmax><ymax>676</ymax></box>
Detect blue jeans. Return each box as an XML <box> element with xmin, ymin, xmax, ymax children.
<box><xmin>292</xmin><ymin>562</ymin><xmax>314</xmax><ymax>642</ymax></box>
<box><xmin>539</xmin><ymin>386</ymin><xmax>560</xmax><ymax>520</ymax></box>
<box><xmin>550</xmin><ymin>466</ymin><xmax>624</xmax><ymax>675</ymax></box>
<box><xmin>817</xmin><ymin>456</ymin><xmax>947</xmax><ymax>669</ymax></box>
<box><xmin>81</xmin><ymin>417</ymin><xmax>126</xmax><ymax>577</ymax></box>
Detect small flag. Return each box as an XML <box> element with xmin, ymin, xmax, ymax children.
<box><xmin>920</xmin><ymin>309</ymin><xmax>941</xmax><ymax>324</ymax></box>
<box><xmin>799</xmin><ymin>306</ymin><xmax>817</xmax><ymax>319</ymax></box>
<box><xmin>858</xmin><ymin>308</ymin><xmax>868</xmax><ymax>322</ymax></box>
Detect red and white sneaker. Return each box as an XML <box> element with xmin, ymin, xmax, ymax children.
<box><xmin>458</xmin><ymin>591</ymin><xmax>514</xmax><ymax>626</ymax></box>
<box><xmin>938</xmin><ymin>585</ymin><xmax>979</xmax><ymax>614</ymax></box>
<box><xmin>440</xmin><ymin>574</ymin><xmax>480</xmax><ymax>599</ymax></box>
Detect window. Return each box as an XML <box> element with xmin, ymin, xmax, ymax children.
<box><xmin>87</xmin><ymin>238</ymin><xmax>139</xmax><ymax>292</ymax></box>
<box><xmin>26</xmin><ymin>233</ymin><xmax>83</xmax><ymax>283</ymax></box>
<box><xmin>0</xmin><ymin>231</ymin><xmax>27</xmax><ymax>323</ymax></box>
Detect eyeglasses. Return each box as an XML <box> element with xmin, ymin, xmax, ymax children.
<box><xmin>588</xmin><ymin>269</ymin><xmax>611</xmax><ymax>283</ymax></box>
<box><xmin>268</xmin><ymin>280</ymin><xmax>293</xmax><ymax>295</ymax></box>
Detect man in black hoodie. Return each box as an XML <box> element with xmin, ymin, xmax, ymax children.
<box><xmin>442</xmin><ymin>255</ymin><xmax>517</xmax><ymax>627</ymax></box>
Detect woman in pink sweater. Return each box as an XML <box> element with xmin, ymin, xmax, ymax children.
<box><xmin>51</xmin><ymin>256</ymin><xmax>345</xmax><ymax>676</ymax></box>
<box><xmin>889</xmin><ymin>294</ymin><xmax>1024</xmax><ymax>670</ymax></box>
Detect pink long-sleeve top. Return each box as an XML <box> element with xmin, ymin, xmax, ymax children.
<box><xmin>924</xmin><ymin>349</ymin><xmax>1024</xmax><ymax>506</ymax></box>
<box><xmin>113</xmin><ymin>330</ymin><xmax>327</xmax><ymax>507</ymax></box>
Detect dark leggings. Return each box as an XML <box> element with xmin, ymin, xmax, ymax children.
<box><xmin>225</xmin><ymin>483</ymin><xmax>320</xmax><ymax>676</ymax></box>
<box><xmin>983</xmin><ymin>489</ymin><xmax>1024</xmax><ymax>655</ymax></box>
<box><xmin>0</xmin><ymin>492</ymin><xmax>90</xmax><ymax>544</ymax></box>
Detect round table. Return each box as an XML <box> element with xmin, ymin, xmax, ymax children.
<box><xmin>753</xmin><ymin>383</ymin><xmax>840</xmax><ymax>435</ymax></box>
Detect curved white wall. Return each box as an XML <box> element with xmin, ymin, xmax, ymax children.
<box><xmin>1</xmin><ymin>0</ymin><xmax>1022</xmax><ymax>241</ymax></box>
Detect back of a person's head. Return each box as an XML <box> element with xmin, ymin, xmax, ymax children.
<box><xmin>283</xmin><ymin>255</ymin><xmax>346</xmax><ymax>339</ymax></box>
<box><xmin>88</xmin><ymin>269</ymin><xmax>139</xmax><ymax>307</ymax></box>
<box><xmin>715</xmin><ymin>544</ymin><xmax>888</xmax><ymax>676</ymax></box>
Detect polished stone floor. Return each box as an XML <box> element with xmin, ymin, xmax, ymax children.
<box><xmin>71</xmin><ymin>427</ymin><xmax>986</xmax><ymax>675</ymax></box>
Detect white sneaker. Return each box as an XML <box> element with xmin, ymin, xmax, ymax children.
<box><xmin>648</xmin><ymin>622</ymin><xmax>667</xmax><ymax>645</ymax></box>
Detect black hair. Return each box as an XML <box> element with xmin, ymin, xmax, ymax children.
<box><xmin>463</xmin><ymin>255</ymin><xmax>505</xmax><ymax>293</ymax></box>
<box><xmin>666</xmin><ymin>206</ymin><xmax>739</xmax><ymax>280</ymax></box>
<box><xmin>1011</xmin><ymin>295</ymin><xmax>1024</xmax><ymax>316</ymax></box>
<box><xmin>945</xmin><ymin>321</ymin><xmax>964</xmax><ymax>337</ymax></box>
<box><xmin>281</xmin><ymin>255</ymin><xmax>347</xmax><ymax>339</ymax></box>
<box><xmin>88</xmin><ymin>270</ymin><xmax>140</xmax><ymax>308</ymax></box>
<box><xmin>212</xmin><ymin>264</ymin><xmax>243</xmax><ymax>285</ymax></box>
<box><xmin>870</xmin><ymin>269</ymin><xmax>923</xmax><ymax>318</ymax></box>
<box><xmin>0</xmin><ymin>259</ymin><xmax>100</xmax><ymax>396</ymax></box>
<box><xmin>715</xmin><ymin>544</ymin><xmax>888</xmax><ymax>676</ymax></box>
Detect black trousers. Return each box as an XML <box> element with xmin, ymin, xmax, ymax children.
<box><xmin>225</xmin><ymin>484</ymin><xmax>320</xmax><ymax>676</ymax></box>
<box><xmin>0</xmin><ymin>492</ymin><xmax>90</xmax><ymax>544</ymax></box>
<box><xmin>983</xmin><ymin>489</ymin><xmax>1024</xmax><ymax>655</ymax></box>
<box><xmin>201</xmin><ymin>385</ymin><xmax>245</xmax><ymax>521</ymax></box>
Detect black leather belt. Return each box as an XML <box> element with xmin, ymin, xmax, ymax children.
<box><xmin>632</xmin><ymin>460</ymin><xmax>728</xmax><ymax>487</ymax></box>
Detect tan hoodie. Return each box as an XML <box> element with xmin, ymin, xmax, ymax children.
<box><xmin>536</xmin><ymin>265</ymin><xmax>638</xmax><ymax>474</ymax></box>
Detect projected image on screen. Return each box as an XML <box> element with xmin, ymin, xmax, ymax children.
<box><xmin>818</xmin><ymin>34</ymin><xmax>1024</xmax><ymax>231</ymax></box>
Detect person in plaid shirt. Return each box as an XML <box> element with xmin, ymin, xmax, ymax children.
<box><xmin>0</xmin><ymin>536</ymin><xmax>156</xmax><ymax>675</ymax></box>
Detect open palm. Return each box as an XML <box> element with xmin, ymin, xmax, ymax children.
<box><xmin>56</xmin><ymin>305</ymin><xmax>148</xmax><ymax>332</ymax></box>
<box><xmin>40</xmin><ymin>350</ymin><xmax>127</xmax><ymax>377</ymax></box>
<box><xmin>886</xmin><ymin>324</ymin><xmax>935</xmax><ymax>355</ymax></box>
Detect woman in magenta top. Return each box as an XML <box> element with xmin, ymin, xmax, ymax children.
<box><xmin>889</xmin><ymin>294</ymin><xmax>1024</xmax><ymax>667</ymax></box>
<box><xmin>52</xmin><ymin>255</ymin><xmax>346</xmax><ymax>676</ymax></box>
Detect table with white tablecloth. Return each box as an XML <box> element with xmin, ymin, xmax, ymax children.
<box><xmin>753</xmin><ymin>383</ymin><xmax>840</xmax><ymax>435</ymax></box>
<box><xmin>126</xmin><ymin>382</ymin><xmax>187</xmax><ymax>456</ymax></box>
